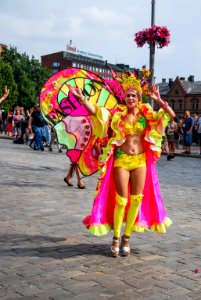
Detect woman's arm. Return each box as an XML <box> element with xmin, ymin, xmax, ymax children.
<box><xmin>0</xmin><ymin>86</ymin><xmax>9</xmax><ymax>104</ymax></box>
<box><xmin>149</xmin><ymin>85</ymin><xmax>175</xmax><ymax>119</ymax></box>
<box><xmin>67</xmin><ymin>84</ymin><xmax>96</xmax><ymax>115</ymax></box>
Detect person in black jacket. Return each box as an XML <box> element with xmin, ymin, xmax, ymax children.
<box><xmin>29</xmin><ymin>104</ymin><xmax>45</xmax><ymax>151</ymax></box>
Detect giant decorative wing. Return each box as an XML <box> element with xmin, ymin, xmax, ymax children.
<box><xmin>40</xmin><ymin>68</ymin><xmax>118</xmax><ymax>176</ymax></box>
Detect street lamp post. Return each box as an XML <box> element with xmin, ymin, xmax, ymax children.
<box><xmin>149</xmin><ymin>0</ymin><xmax>156</xmax><ymax>107</ymax></box>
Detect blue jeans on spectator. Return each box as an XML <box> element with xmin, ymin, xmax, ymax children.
<box><xmin>43</xmin><ymin>125</ymin><xmax>51</xmax><ymax>146</ymax></box>
<box><xmin>184</xmin><ymin>132</ymin><xmax>192</xmax><ymax>146</ymax></box>
<box><xmin>32</xmin><ymin>125</ymin><xmax>44</xmax><ymax>150</ymax></box>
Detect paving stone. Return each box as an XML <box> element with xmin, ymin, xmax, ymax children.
<box><xmin>1</xmin><ymin>138</ymin><xmax>201</xmax><ymax>299</ymax></box>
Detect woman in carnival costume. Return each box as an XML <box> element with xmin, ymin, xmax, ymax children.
<box><xmin>67</xmin><ymin>71</ymin><xmax>175</xmax><ymax>257</ymax></box>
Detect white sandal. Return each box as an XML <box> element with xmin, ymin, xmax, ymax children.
<box><xmin>111</xmin><ymin>238</ymin><xmax>120</xmax><ymax>257</ymax></box>
<box><xmin>121</xmin><ymin>236</ymin><xmax>131</xmax><ymax>256</ymax></box>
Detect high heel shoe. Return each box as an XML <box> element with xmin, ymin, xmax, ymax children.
<box><xmin>64</xmin><ymin>177</ymin><xmax>73</xmax><ymax>186</ymax></box>
<box><xmin>120</xmin><ymin>236</ymin><xmax>131</xmax><ymax>256</ymax></box>
<box><xmin>77</xmin><ymin>182</ymin><xmax>86</xmax><ymax>189</ymax></box>
<box><xmin>111</xmin><ymin>238</ymin><xmax>120</xmax><ymax>257</ymax></box>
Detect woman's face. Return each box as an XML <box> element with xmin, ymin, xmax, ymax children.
<box><xmin>124</xmin><ymin>89</ymin><xmax>139</xmax><ymax>109</ymax></box>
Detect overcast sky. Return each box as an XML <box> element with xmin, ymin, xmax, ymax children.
<box><xmin>1</xmin><ymin>0</ymin><xmax>201</xmax><ymax>82</ymax></box>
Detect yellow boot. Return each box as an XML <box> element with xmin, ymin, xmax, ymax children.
<box><xmin>112</xmin><ymin>193</ymin><xmax>127</xmax><ymax>257</ymax></box>
<box><xmin>122</xmin><ymin>194</ymin><xmax>143</xmax><ymax>256</ymax></box>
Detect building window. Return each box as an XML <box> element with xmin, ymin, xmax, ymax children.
<box><xmin>52</xmin><ymin>62</ymin><xmax>60</xmax><ymax>67</ymax></box>
<box><xmin>72</xmin><ymin>62</ymin><xmax>76</xmax><ymax>67</ymax></box>
<box><xmin>170</xmin><ymin>99</ymin><xmax>175</xmax><ymax>110</ymax></box>
<box><xmin>191</xmin><ymin>98</ymin><xmax>199</xmax><ymax>111</ymax></box>
<box><xmin>178</xmin><ymin>99</ymin><xmax>183</xmax><ymax>110</ymax></box>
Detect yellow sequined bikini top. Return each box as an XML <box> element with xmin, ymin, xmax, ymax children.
<box><xmin>121</xmin><ymin>114</ymin><xmax>146</xmax><ymax>135</ymax></box>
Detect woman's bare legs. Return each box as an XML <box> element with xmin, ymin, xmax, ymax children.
<box><xmin>130</xmin><ymin>166</ymin><xmax>146</xmax><ymax>195</ymax></box>
<box><xmin>75</xmin><ymin>165</ymin><xmax>85</xmax><ymax>189</ymax></box>
<box><xmin>64</xmin><ymin>164</ymin><xmax>75</xmax><ymax>186</ymax></box>
<box><xmin>64</xmin><ymin>164</ymin><xmax>85</xmax><ymax>188</ymax></box>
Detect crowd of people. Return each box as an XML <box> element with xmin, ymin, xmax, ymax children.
<box><xmin>0</xmin><ymin>103</ymin><xmax>62</xmax><ymax>151</ymax></box>
<box><xmin>1</xmin><ymin>104</ymin><xmax>200</xmax><ymax>157</ymax></box>
<box><xmin>163</xmin><ymin>110</ymin><xmax>201</xmax><ymax>159</ymax></box>
<box><xmin>0</xmin><ymin>87</ymin><xmax>86</xmax><ymax>189</ymax></box>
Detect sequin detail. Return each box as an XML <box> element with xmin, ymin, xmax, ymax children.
<box><xmin>122</xmin><ymin>115</ymin><xmax>146</xmax><ymax>135</ymax></box>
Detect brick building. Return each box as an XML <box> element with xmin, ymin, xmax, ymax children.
<box><xmin>0</xmin><ymin>43</ymin><xmax>7</xmax><ymax>55</ymax></box>
<box><xmin>157</xmin><ymin>76</ymin><xmax>201</xmax><ymax>117</ymax></box>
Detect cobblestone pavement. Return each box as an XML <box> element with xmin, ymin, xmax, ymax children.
<box><xmin>0</xmin><ymin>138</ymin><xmax>201</xmax><ymax>300</ymax></box>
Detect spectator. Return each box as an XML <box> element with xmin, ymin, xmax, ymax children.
<box><xmin>178</xmin><ymin>117</ymin><xmax>184</xmax><ymax>148</ymax></box>
<box><xmin>198</xmin><ymin>115</ymin><xmax>201</xmax><ymax>155</ymax></box>
<box><xmin>192</xmin><ymin>112</ymin><xmax>199</xmax><ymax>145</ymax></box>
<box><xmin>6</xmin><ymin>110</ymin><xmax>13</xmax><ymax>136</ymax></box>
<box><xmin>49</xmin><ymin>126</ymin><xmax>62</xmax><ymax>153</ymax></box>
<box><xmin>12</xmin><ymin>107</ymin><xmax>25</xmax><ymax>139</ymax></box>
<box><xmin>182</xmin><ymin>110</ymin><xmax>193</xmax><ymax>154</ymax></box>
<box><xmin>166</xmin><ymin>117</ymin><xmax>178</xmax><ymax>160</ymax></box>
<box><xmin>29</xmin><ymin>104</ymin><xmax>45</xmax><ymax>151</ymax></box>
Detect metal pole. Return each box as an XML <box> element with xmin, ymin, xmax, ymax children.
<box><xmin>149</xmin><ymin>0</ymin><xmax>156</xmax><ymax>107</ymax></box>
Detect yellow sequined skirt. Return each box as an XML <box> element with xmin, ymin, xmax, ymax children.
<box><xmin>113</xmin><ymin>147</ymin><xmax>146</xmax><ymax>171</ymax></box>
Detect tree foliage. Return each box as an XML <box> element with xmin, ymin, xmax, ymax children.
<box><xmin>1</xmin><ymin>46</ymin><xmax>51</xmax><ymax>110</ymax></box>
<box><xmin>0</xmin><ymin>58</ymin><xmax>18</xmax><ymax>110</ymax></box>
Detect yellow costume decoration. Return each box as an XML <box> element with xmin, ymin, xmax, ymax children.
<box><xmin>121</xmin><ymin>113</ymin><xmax>146</xmax><ymax>135</ymax></box>
<box><xmin>124</xmin><ymin>194</ymin><xmax>143</xmax><ymax>237</ymax></box>
<box><xmin>114</xmin><ymin>149</ymin><xmax>146</xmax><ymax>171</ymax></box>
<box><xmin>113</xmin><ymin>193</ymin><xmax>144</xmax><ymax>238</ymax></box>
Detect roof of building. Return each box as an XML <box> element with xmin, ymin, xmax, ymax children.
<box><xmin>157</xmin><ymin>76</ymin><xmax>201</xmax><ymax>95</ymax></box>
<box><xmin>157</xmin><ymin>82</ymin><xmax>170</xmax><ymax>95</ymax></box>
<box><xmin>181</xmin><ymin>80</ymin><xmax>201</xmax><ymax>94</ymax></box>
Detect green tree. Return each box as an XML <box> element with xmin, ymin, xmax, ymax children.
<box><xmin>0</xmin><ymin>58</ymin><xmax>18</xmax><ymax>110</ymax></box>
<box><xmin>1</xmin><ymin>46</ymin><xmax>51</xmax><ymax>110</ymax></box>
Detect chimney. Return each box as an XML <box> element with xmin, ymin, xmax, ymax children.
<box><xmin>188</xmin><ymin>75</ymin><xmax>194</xmax><ymax>82</ymax></box>
<box><xmin>162</xmin><ymin>78</ymin><xmax>166</xmax><ymax>83</ymax></box>
<box><xmin>169</xmin><ymin>78</ymin><xmax>173</xmax><ymax>88</ymax></box>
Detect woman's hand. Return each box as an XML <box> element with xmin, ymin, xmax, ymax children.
<box><xmin>149</xmin><ymin>85</ymin><xmax>162</xmax><ymax>104</ymax></box>
<box><xmin>4</xmin><ymin>86</ymin><xmax>9</xmax><ymax>98</ymax></box>
<box><xmin>67</xmin><ymin>84</ymin><xmax>84</xmax><ymax>102</ymax></box>
<box><xmin>150</xmin><ymin>85</ymin><xmax>176</xmax><ymax>118</ymax></box>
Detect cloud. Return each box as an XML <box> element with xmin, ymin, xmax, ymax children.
<box><xmin>1</xmin><ymin>0</ymin><xmax>201</xmax><ymax>81</ymax></box>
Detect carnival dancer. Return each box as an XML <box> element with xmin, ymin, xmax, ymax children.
<box><xmin>67</xmin><ymin>73</ymin><xmax>175</xmax><ymax>257</ymax></box>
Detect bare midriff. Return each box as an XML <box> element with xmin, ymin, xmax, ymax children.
<box><xmin>119</xmin><ymin>134</ymin><xmax>144</xmax><ymax>155</ymax></box>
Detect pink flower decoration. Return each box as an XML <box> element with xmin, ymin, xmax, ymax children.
<box><xmin>134</xmin><ymin>25</ymin><xmax>170</xmax><ymax>48</ymax></box>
